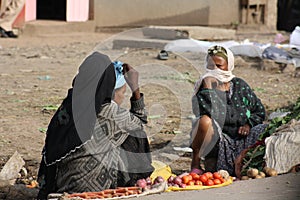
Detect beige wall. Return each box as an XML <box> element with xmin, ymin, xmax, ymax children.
<box><xmin>94</xmin><ymin>0</ymin><xmax>240</xmax><ymax>27</ymax></box>
<box><xmin>265</xmin><ymin>0</ymin><xmax>277</xmax><ymax>29</ymax></box>
<box><xmin>208</xmin><ymin>0</ymin><xmax>240</xmax><ymax>25</ymax></box>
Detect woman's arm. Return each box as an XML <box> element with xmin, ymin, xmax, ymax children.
<box><xmin>112</xmin><ymin>93</ymin><xmax>147</xmax><ymax>133</ymax></box>
<box><xmin>115</xmin><ymin>63</ymin><xmax>148</xmax><ymax>132</ymax></box>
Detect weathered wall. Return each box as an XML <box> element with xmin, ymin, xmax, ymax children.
<box><xmin>89</xmin><ymin>0</ymin><xmax>94</xmax><ymax>20</ymax></box>
<box><xmin>208</xmin><ymin>0</ymin><xmax>240</xmax><ymax>25</ymax></box>
<box><xmin>265</xmin><ymin>0</ymin><xmax>277</xmax><ymax>29</ymax></box>
<box><xmin>94</xmin><ymin>0</ymin><xmax>239</xmax><ymax>27</ymax></box>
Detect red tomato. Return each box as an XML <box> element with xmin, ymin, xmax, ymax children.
<box><xmin>182</xmin><ymin>175</ymin><xmax>190</xmax><ymax>184</ymax></box>
<box><xmin>205</xmin><ymin>179</ymin><xmax>214</xmax><ymax>186</ymax></box>
<box><xmin>219</xmin><ymin>177</ymin><xmax>225</xmax><ymax>183</ymax></box>
<box><xmin>195</xmin><ymin>180</ymin><xmax>203</xmax><ymax>186</ymax></box>
<box><xmin>213</xmin><ymin>178</ymin><xmax>222</xmax><ymax>185</ymax></box>
<box><xmin>187</xmin><ymin>180</ymin><xmax>195</xmax><ymax>186</ymax></box>
<box><xmin>187</xmin><ymin>174</ymin><xmax>193</xmax><ymax>181</ymax></box>
<box><xmin>191</xmin><ymin>173</ymin><xmax>200</xmax><ymax>181</ymax></box>
<box><xmin>204</xmin><ymin>172</ymin><xmax>213</xmax><ymax>179</ymax></box>
<box><xmin>190</xmin><ymin>172</ymin><xmax>197</xmax><ymax>177</ymax></box>
<box><xmin>199</xmin><ymin>175</ymin><xmax>208</xmax><ymax>183</ymax></box>
<box><xmin>213</xmin><ymin>172</ymin><xmax>222</xmax><ymax>179</ymax></box>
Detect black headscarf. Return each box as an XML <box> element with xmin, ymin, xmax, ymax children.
<box><xmin>43</xmin><ymin>52</ymin><xmax>116</xmax><ymax>165</ymax></box>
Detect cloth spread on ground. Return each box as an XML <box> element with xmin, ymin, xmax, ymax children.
<box><xmin>264</xmin><ymin>119</ymin><xmax>300</xmax><ymax>174</ymax></box>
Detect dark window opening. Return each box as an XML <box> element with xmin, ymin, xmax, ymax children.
<box><xmin>37</xmin><ymin>0</ymin><xmax>66</xmax><ymax>20</ymax></box>
<box><xmin>277</xmin><ymin>0</ymin><xmax>300</xmax><ymax>32</ymax></box>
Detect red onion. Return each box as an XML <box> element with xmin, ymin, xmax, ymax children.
<box><xmin>136</xmin><ymin>179</ymin><xmax>147</xmax><ymax>188</ymax></box>
<box><xmin>145</xmin><ymin>177</ymin><xmax>152</xmax><ymax>185</ymax></box>
<box><xmin>154</xmin><ymin>176</ymin><xmax>165</xmax><ymax>184</ymax></box>
<box><xmin>173</xmin><ymin>177</ymin><xmax>182</xmax><ymax>185</ymax></box>
<box><xmin>167</xmin><ymin>176</ymin><xmax>175</xmax><ymax>183</ymax></box>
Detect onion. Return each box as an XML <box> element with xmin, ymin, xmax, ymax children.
<box><xmin>180</xmin><ymin>183</ymin><xmax>186</xmax><ymax>188</ymax></box>
<box><xmin>145</xmin><ymin>177</ymin><xmax>152</xmax><ymax>185</ymax></box>
<box><xmin>154</xmin><ymin>176</ymin><xmax>165</xmax><ymax>184</ymax></box>
<box><xmin>173</xmin><ymin>177</ymin><xmax>182</xmax><ymax>185</ymax></box>
<box><xmin>136</xmin><ymin>179</ymin><xmax>147</xmax><ymax>188</ymax></box>
<box><xmin>247</xmin><ymin>168</ymin><xmax>259</xmax><ymax>178</ymax></box>
<box><xmin>167</xmin><ymin>176</ymin><xmax>175</xmax><ymax>183</ymax></box>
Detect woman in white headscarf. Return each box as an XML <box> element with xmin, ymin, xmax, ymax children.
<box><xmin>190</xmin><ymin>45</ymin><xmax>267</xmax><ymax>176</ymax></box>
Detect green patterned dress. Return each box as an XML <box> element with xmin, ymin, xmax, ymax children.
<box><xmin>193</xmin><ymin>77</ymin><xmax>267</xmax><ymax>175</ymax></box>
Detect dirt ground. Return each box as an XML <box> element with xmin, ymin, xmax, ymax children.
<box><xmin>0</xmin><ymin>25</ymin><xmax>299</xmax><ymax>194</ymax></box>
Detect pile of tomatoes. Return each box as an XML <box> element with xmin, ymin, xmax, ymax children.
<box><xmin>167</xmin><ymin>172</ymin><xmax>226</xmax><ymax>188</ymax></box>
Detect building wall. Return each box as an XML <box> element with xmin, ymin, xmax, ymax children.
<box><xmin>208</xmin><ymin>0</ymin><xmax>240</xmax><ymax>25</ymax></box>
<box><xmin>89</xmin><ymin>0</ymin><xmax>94</xmax><ymax>19</ymax></box>
<box><xmin>94</xmin><ymin>0</ymin><xmax>240</xmax><ymax>27</ymax></box>
<box><xmin>265</xmin><ymin>0</ymin><xmax>277</xmax><ymax>30</ymax></box>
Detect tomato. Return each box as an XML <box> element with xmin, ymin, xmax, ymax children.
<box><xmin>187</xmin><ymin>180</ymin><xmax>195</xmax><ymax>186</ymax></box>
<box><xmin>187</xmin><ymin>175</ymin><xmax>193</xmax><ymax>181</ymax></box>
<box><xmin>205</xmin><ymin>179</ymin><xmax>214</xmax><ymax>186</ymax></box>
<box><xmin>213</xmin><ymin>178</ymin><xmax>222</xmax><ymax>185</ymax></box>
<box><xmin>204</xmin><ymin>172</ymin><xmax>213</xmax><ymax>179</ymax></box>
<box><xmin>190</xmin><ymin>172</ymin><xmax>197</xmax><ymax>177</ymax></box>
<box><xmin>213</xmin><ymin>172</ymin><xmax>222</xmax><ymax>179</ymax></box>
<box><xmin>182</xmin><ymin>175</ymin><xmax>190</xmax><ymax>184</ymax></box>
<box><xmin>219</xmin><ymin>177</ymin><xmax>225</xmax><ymax>183</ymax></box>
<box><xmin>191</xmin><ymin>173</ymin><xmax>200</xmax><ymax>181</ymax></box>
<box><xmin>199</xmin><ymin>175</ymin><xmax>208</xmax><ymax>183</ymax></box>
<box><xmin>195</xmin><ymin>180</ymin><xmax>203</xmax><ymax>186</ymax></box>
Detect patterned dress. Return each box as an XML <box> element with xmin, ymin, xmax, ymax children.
<box><xmin>53</xmin><ymin>95</ymin><xmax>153</xmax><ymax>193</ymax></box>
<box><xmin>193</xmin><ymin>77</ymin><xmax>267</xmax><ymax>175</ymax></box>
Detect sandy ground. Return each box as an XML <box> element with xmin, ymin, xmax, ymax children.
<box><xmin>0</xmin><ymin>23</ymin><xmax>300</xmax><ymax>199</ymax></box>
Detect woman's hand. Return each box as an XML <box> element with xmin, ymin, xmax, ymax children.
<box><xmin>123</xmin><ymin>63</ymin><xmax>139</xmax><ymax>92</ymax></box>
<box><xmin>122</xmin><ymin>63</ymin><xmax>140</xmax><ymax>100</ymax></box>
<box><xmin>202</xmin><ymin>77</ymin><xmax>219</xmax><ymax>89</ymax></box>
<box><xmin>238</xmin><ymin>124</ymin><xmax>251</xmax><ymax>136</ymax></box>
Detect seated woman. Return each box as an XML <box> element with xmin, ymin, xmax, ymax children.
<box><xmin>190</xmin><ymin>45</ymin><xmax>267</xmax><ymax>176</ymax></box>
<box><xmin>37</xmin><ymin>52</ymin><xmax>153</xmax><ymax>199</ymax></box>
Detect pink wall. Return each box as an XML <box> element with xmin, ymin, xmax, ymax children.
<box><xmin>25</xmin><ymin>0</ymin><xmax>36</xmax><ymax>21</ymax></box>
<box><xmin>67</xmin><ymin>0</ymin><xmax>89</xmax><ymax>22</ymax></box>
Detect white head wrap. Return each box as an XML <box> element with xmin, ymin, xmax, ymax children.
<box><xmin>194</xmin><ymin>46</ymin><xmax>235</xmax><ymax>94</ymax></box>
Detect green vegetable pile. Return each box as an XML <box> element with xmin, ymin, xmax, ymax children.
<box><xmin>241</xmin><ymin>97</ymin><xmax>300</xmax><ymax>176</ymax></box>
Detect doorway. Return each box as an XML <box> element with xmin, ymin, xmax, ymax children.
<box><xmin>277</xmin><ymin>0</ymin><xmax>300</xmax><ymax>32</ymax></box>
<box><xmin>36</xmin><ymin>0</ymin><xmax>66</xmax><ymax>20</ymax></box>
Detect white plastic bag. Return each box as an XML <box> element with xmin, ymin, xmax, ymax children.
<box><xmin>290</xmin><ymin>26</ymin><xmax>300</xmax><ymax>47</ymax></box>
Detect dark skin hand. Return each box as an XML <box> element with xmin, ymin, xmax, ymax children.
<box><xmin>202</xmin><ymin>55</ymin><xmax>251</xmax><ymax>136</ymax></box>
<box><xmin>122</xmin><ymin>63</ymin><xmax>141</xmax><ymax>100</ymax></box>
<box><xmin>238</xmin><ymin>124</ymin><xmax>251</xmax><ymax>136</ymax></box>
